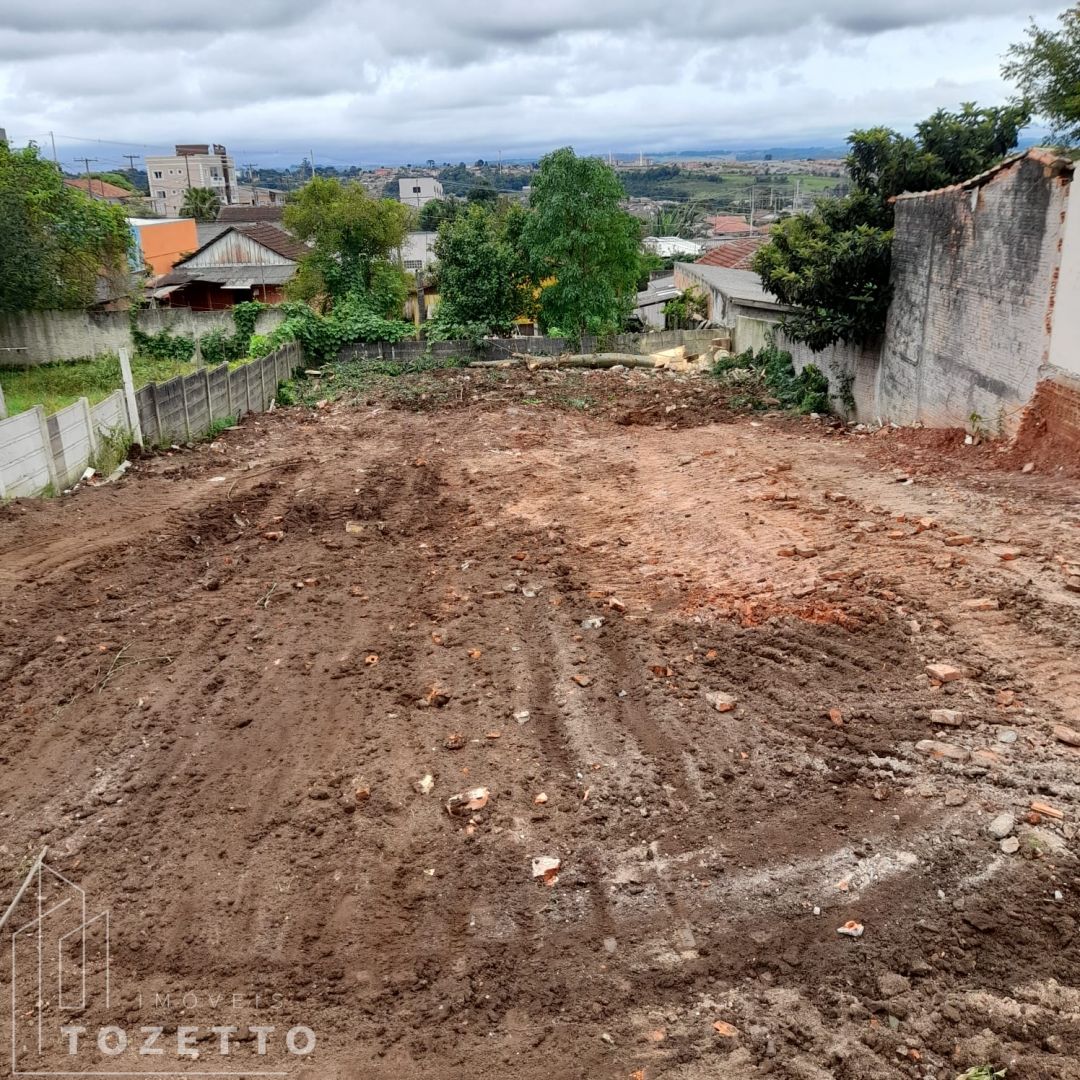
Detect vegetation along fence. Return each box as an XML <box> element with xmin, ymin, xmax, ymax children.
<box><xmin>0</xmin><ymin>342</ymin><xmax>302</xmax><ymax>500</ymax></box>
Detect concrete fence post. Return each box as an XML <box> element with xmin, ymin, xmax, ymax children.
<box><xmin>33</xmin><ymin>405</ymin><xmax>60</xmax><ymax>492</ymax></box>
<box><xmin>0</xmin><ymin>383</ymin><xmax>6</xmax><ymax>420</ymax></box>
<box><xmin>179</xmin><ymin>376</ymin><xmax>192</xmax><ymax>441</ymax></box>
<box><xmin>79</xmin><ymin>396</ymin><xmax>98</xmax><ymax>458</ymax></box>
<box><xmin>117</xmin><ymin>347</ymin><xmax>144</xmax><ymax>446</ymax></box>
<box><xmin>203</xmin><ymin>367</ymin><xmax>214</xmax><ymax>423</ymax></box>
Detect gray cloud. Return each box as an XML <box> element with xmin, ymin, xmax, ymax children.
<box><xmin>0</xmin><ymin>0</ymin><xmax>1062</xmax><ymax>165</ymax></box>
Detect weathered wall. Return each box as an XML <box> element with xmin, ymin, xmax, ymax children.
<box><xmin>732</xmin><ymin>313</ymin><xmax>881</xmax><ymax>420</ymax></box>
<box><xmin>878</xmin><ymin>155</ymin><xmax>1071</xmax><ymax>433</ymax></box>
<box><xmin>0</xmin><ymin>307</ymin><xmax>285</xmax><ymax>366</ymax></box>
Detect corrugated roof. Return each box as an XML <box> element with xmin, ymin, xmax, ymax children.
<box><xmin>216</xmin><ymin>205</ymin><xmax>286</xmax><ymax>223</ymax></box>
<box><xmin>155</xmin><ymin>264</ymin><xmax>296</xmax><ymax>288</ymax></box>
<box><xmin>696</xmin><ymin>236</ymin><xmax>767</xmax><ymax>270</ymax></box>
<box><xmin>235</xmin><ymin>223</ymin><xmax>307</xmax><ymax>262</ymax></box>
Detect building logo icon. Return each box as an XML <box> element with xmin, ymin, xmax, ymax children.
<box><xmin>2</xmin><ymin>851</ymin><xmax>313</xmax><ymax>1077</ymax></box>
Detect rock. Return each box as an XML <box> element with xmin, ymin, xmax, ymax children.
<box><xmin>987</xmin><ymin>812</ymin><xmax>1015</xmax><ymax>839</ymax></box>
<box><xmin>944</xmin><ymin>535</ymin><xmax>975</xmax><ymax>547</ymax></box>
<box><xmin>580</xmin><ymin>616</ymin><xmax>604</xmax><ymax>630</ymax></box>
<box><xmin>926</xmin><ymin>663</ymin><xmax>964</xmax><ymax>683</ymax></box>
<box><xmin>795</xmin><ymin>545</ymin><xmax>817</xmax><ymax>558</ymax></box>
<box><xmin>931</xmin><ymin>708</ymin><xmax>964</xmax><ymax>727</ymax></box>
<box><xmin>443</xmin><ymin>732</ymin><xmax>465</xmax><ymax>750</ymax></box>
<box><xmin>446</xmin><ymin>787</ymin><xmax>490</xmax><ymax>816</ymax></box>
<box><xmin>877</xmin><ymin>972</ymin><xmax>911</xmax><ymax>998</ymax></box>
<box><xmin>1000</xmin><ymin>836</ymin><xmax>1020</xmax><ymax>854</ymax></box>
<box><xmin>915</xmin><ymin>739</ymin><xmax>970</xmax><ymax>763</ymax></box>
<box><xmin>776</xmin><ymin>546</ymin><xmax>797</xmax><ymax>557</ymax></box>
<box><xmin>532</xmin><ymin>856</ymin><xmax>561</xmax><ymax>885</ymax></box>
<box><xmin>414</xmin><ymin>774</ymin><xmax>435</xmax><ymax>796</ymax></box>
<box><xmin>705</xmin><ymin>690</ymin><xmax>737</xmax><ymax>713</ymax></box>
<box><xmin>997</xmin><ymin>548</ymin><xmax>1022</xmax><ymax>561</ymax></box>
<box><xmin>960</xmin><ymin>597</ymin><xmax>999</xmax><ymax>611</ymax></box>
<box><xmin>344</xmin><ymin>521</ymin><xmax>364</xmax><ymax>535</ymax></box>
<box><xmin>1022</xmin><ymin>462</ymin><xmax>1035</xmax><ymax>473</ymax></box>
<box><xmin>1053</xmin><ymin>724</ymin><xmax>1080</xmax><ymax>747</ymax></box>
<box><xmin>996</xmin><ymin>729</ymin><xmax>1018</xmax><ymax>744</ymax></box>
<box><xmin>571</xmin><ymin>673</ymin><xmax>592</xmax><ymax>687</ymax></box>
<box><xmin>712</xmin><ymin>1020</ymin><xmax>739</xmax><ymax>1038</ymax></box>
<box><xmin>837</xmin><ymin>921</ymin><xmax>865</xmax><ymax>938</ymax></box>
<box><xmin>944</xmin><ymin>789</ymin><xmax>967</xmax><ymax>807</ymax></box>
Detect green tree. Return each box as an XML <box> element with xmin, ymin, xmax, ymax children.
<box><xmin>283</xmin><ymin>177</ymin><xmax>412</xmax><ymax>309</ymax></box>
<box><xmin>753</xmin><ymin>103</ymin><xmax>1029</xmax><ymax>349</ymax></box>
<box><xmin>466</xmin><ymin>182</ymin><xmax>498</xmax><ymax>207</ymax></box>
<box><xmin>419</xmin><ymin>198</ymin><xmax>460</xmax><ymax>231</ymax></box>
<box><xmin>1004</xmin><ymin>7</ymin><xmax>1080</xmax><ymax>146</ymax></box>
<box><xmin>428</xmin><ymin>203</ymin><xmax>532</xmax><ymax>339</ymax></box>
<box><xmin>180</xmin><ymin>187</ymin><xmax>221</xmax><ymax>222</ymax></box>
<box><xmin>0</xmin><ymin>142</ymin><xmax>132</xmax><ymax>314</ymax></box>
<box><xmin>522</xmin><ymin>147</ymin><xmax>641</xmax><ymax>339</ymax></box>
<box><xmin>662</xmin><ymin>287</ymin><xmax>709</xmax><ymax>330</ymax></box>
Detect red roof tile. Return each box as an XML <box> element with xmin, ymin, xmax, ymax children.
<box><xmin>64</xmin><ymin>177</ymin><xmax>134</xmax><ymax>200</ymax></box>
<box><xmin>696</xmin><ymin>236</ymin><xmax>767</xmax><ymax>270</ymax></box>
<box><xmin>706</xmin><ymin>214</ymin><xmax>753</xmax><ymax>235</ymax></box>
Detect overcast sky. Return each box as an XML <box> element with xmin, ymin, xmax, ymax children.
<box><xmin>0</xmin><ymin>1</ymin><xmax>1064</xmax><ymax>169</ymax></box>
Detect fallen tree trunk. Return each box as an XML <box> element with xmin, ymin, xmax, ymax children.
<box><xmin>525</xmin><ymin>353</ymin><xmax>656</xmax><ymax>370</ymax></box>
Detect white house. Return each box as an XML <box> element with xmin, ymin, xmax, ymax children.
<box><xmin>642</xmin><ymin>235</ymin><xmax>703</xmax><ymax>258</ymax></box>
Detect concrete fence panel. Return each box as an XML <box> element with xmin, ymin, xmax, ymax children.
<box><xmin>46</xmin><ymin>400</ymin><xmax>96</xmax><ymax>489</ymax></box>
<box><xmin>90</xmin><ymin>390</ymin><xmax>127</xmax><ymax>433</ymax></box>
<box><xmin>0</xmin><ymin>407</ymin><xmax>54</xmax><ymax>498</ymax></box>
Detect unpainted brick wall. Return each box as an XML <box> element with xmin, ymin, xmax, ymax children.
<box><xmin>878</xmin><ymin>156</ymin><xmax>1070</xmax><ymax>433</ymax></box>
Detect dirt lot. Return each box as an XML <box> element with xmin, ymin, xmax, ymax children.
<box><xmin>2</xmin><ymin>367</ymin><xmax>1080</xmax><ymax>1079</ymax></box>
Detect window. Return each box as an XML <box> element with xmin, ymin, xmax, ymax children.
<box><xmin>156</xmin><ymin>190</ymin><xmax>166</xmax><ymax>199</ymax></box>
<box><xmin>153</xmin><ymin>171</ymin><xmax>162</xmax><ymax>179</ymax></box>
<box><xmin>404</xmin><ymin>259</ymin><xmax>422</xmax><ymax>269</ymax></box>
<box><xmin>412</xmin><ymin>186</ymin><xmax>421</xmax><ymax>193</ymax></box>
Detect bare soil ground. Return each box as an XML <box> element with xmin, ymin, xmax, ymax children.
<box><xmin>3</xmin><ymin>367</ymin><xmax>1080</xmax><ymax>1080</ymax></box>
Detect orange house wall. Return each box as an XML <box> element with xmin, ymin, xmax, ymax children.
<box><xmin>139</xmin><ymin>219</ymin><xmax>199</xmax><ymax>276</ymax></box>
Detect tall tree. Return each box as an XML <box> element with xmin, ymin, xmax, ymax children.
<box><xmin>284</xmin><ymin>177</ymin><xmax>412</xmax><ymax>310</ymax></box>
<box><xmin>419</xmin><ymin>198</ymin><xmax>460</xmax><ymax>231</ymax></box>
<box><xmin>429</xmin><ymin>203</ymin><xmax>532</xmax><ymax>339</ymax></box>
<box><xmin>522</xmin><ymin>147</ymin><xmax>640</xmax><ymax>339</ymax></box>
<box><xmin>753</xmin><ymin>103</ymin><xmax>1029</xmax><ymax>350</ymax></box>
<box><xmin>1003</xmin><ymin>7</ymin><xmax>1080</xmax><ymax>146</ymax></box>
<box><xmin>0</xmin><ymin>142</ymin><xmax>132</xmax><ymax>314</ymax></box>
<box><xmin>179</xmin><ymin>186</ymin><xmax>221</xmax><ymax>222</ymax></box>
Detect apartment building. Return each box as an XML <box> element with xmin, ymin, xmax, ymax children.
<box><xmin>145</xmin><ymin>144</ymin><xmax>237</xmax><ymax>216</ymax></box>
<box><xmin>398</xmin><ymin>176</ymin><xmax>443</xmax><ymax>208</ymax></box>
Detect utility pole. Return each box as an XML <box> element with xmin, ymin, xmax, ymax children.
<box><xmin>48</xmin><ymin>132</ymin><xmax>58</xmax><ymax>166</ymax></box>
<box><xmin>792</xmin><ymin>177</ymin><xmax>800</xmax><ymax>212</ymax></box>
<box><xmin>123</xmin><ymin>153</ymin><xmax>139</xmax><ymax>176</ymax></box>
<box><xmin>309</xmin><ymin>150</ymin><xmax>316</xmax><ymax>179</ymax></box>
<box><xmin>80</xmin><ymin>157</ymin><xmax>101</xmax><ymax>198</ymax></box>
<box><xmin>749</xmin><ymin>184</ymin><xmax>755</xmax><ymax>233</ymax></box>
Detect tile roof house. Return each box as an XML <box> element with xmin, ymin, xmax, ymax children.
<box><xmin>705</xmin><ymin>214</ymin><xmax>753</xmax><ymax>237</ymax></box>
<box><xmin>64</xmin><ymin>177</ymin><xmax>136</xmax><ymax>203</ymax></box>
<box><xmin>152</xmin><ymin>224</ymin><xmax>307</xmax><ymax>308</ymax></box>
<box><xmin>696</xmin><ymin>236</ymin><xmax>767</xmax><ymax>270</ymax></box>
<box><xmin>216</xmin><ymin>205</ymin><xmax>287</xmax><ymax>225</ymax></box>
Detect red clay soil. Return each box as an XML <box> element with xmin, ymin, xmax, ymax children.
<box><xmin>2</xmin><ymin>371</ymin><xmax>1080</xmax><ymax>1079</ymax></box>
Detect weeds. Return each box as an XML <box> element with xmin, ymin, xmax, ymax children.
<box><xmin>711</xmin><ymin>345</ymin><xmax>830</xmax><ymax>414</ymax></box>
<box><xmin>286</xmin><ymin>353</ymin><xmax>469</xmax><ymax>407</ymax></box>
<box><xmin>955</xmin><ymin>1067</ymin><xmax>1006</xmax><ymax>1080</ymax></box>
<box><xmin>89</xmin><ymin>426</ymin><xmax>132</xmax><ymax>477</ymax></box>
